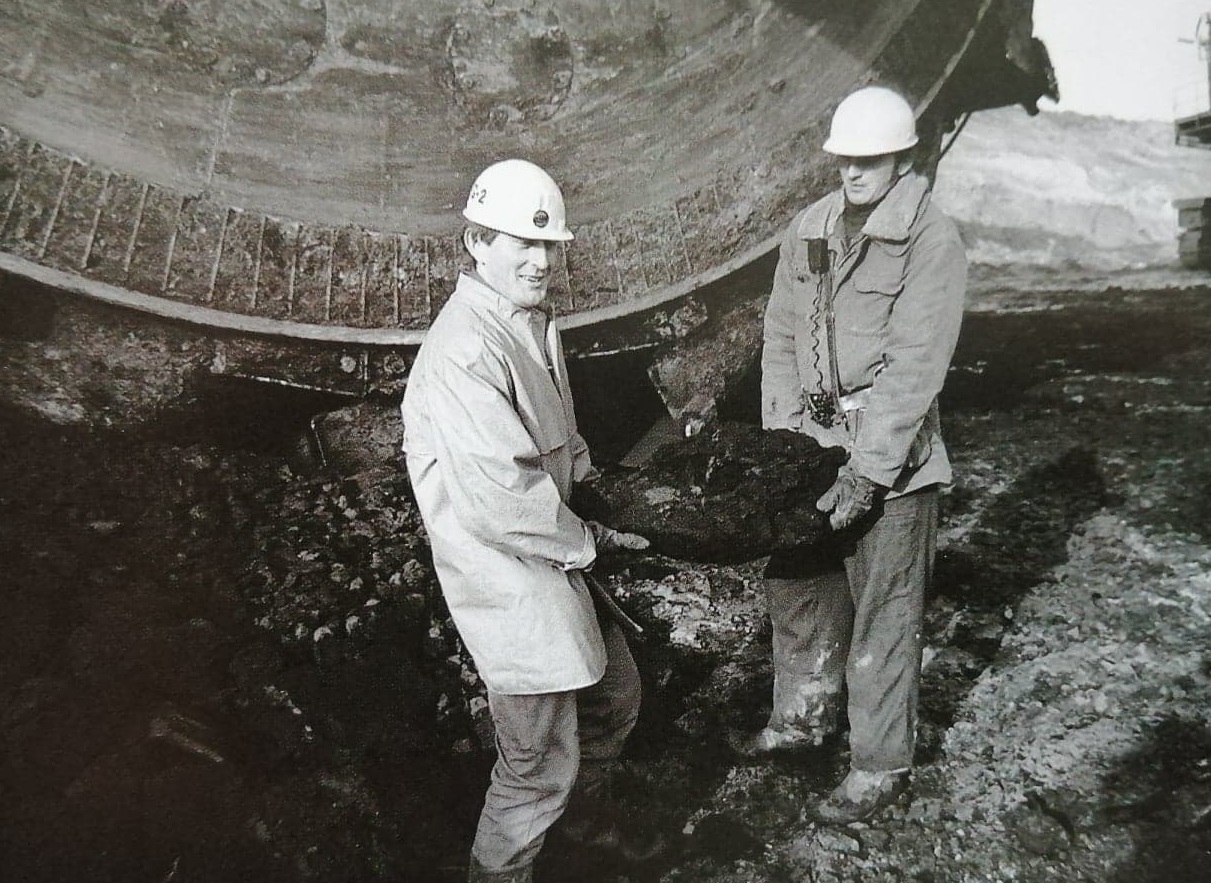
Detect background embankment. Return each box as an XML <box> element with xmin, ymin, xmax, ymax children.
<box><xmin>936</xmin><ymin>107</ymin><xmax>1211</xmax><ymax>276</ymax></box>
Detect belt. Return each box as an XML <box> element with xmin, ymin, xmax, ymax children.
<box><xmin>804</xmin><ymin>385</ymin><xmax>870</xmax><ymax>428</ymax></box>
<box><xmin>838</xmin><ymin>387</ymin><xmax>871</xmax><ymax>412</ymax></box>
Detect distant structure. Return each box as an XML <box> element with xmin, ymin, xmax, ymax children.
<box><xmin>1174</xmin><ymin>10</ymin><xmax>1211</xmax><ymax>269</ymax></box>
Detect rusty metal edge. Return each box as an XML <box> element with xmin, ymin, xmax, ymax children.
<box><xmin>0</xmin><ymin>249</ymin><xmax>426</xmax><ymax>346</ymax></box>
<box><xmin>0</xmin><ymin>233</ymin><xmax>783</xmax><ymax>346</ymax></box>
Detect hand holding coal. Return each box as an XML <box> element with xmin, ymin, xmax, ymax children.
<box><xmin>816</xmin><ymin>463</ymin><xmax>884</xmax><ymax>530</ymax></box>
<box><xmin>572</xmin><ymin>423</ymin><xmax>845</xmax><ymax>563</ymax></box>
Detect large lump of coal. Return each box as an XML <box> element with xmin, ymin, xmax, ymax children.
<box><xmin>575</xmin><ymin>423</ymin><xmax>846</xmax><ymax>564</ymax></box>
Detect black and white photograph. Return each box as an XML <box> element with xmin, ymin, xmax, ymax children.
<box><xmin>1</xmin><ymin>2</ymin><xmax>1210</xmax><ymax>881</ymax></box>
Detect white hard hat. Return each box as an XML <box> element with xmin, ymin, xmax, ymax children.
<box><xmin>462</xmin><ymin>159</ymin><xmax>574</xmax><ymax>242</ymax></box>
<box><xmin>822</xmin><ymin>86</ymin><xmax>919</xmax><ymax>157</ymax></box>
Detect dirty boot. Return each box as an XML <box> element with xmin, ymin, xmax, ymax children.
<box><xmin>728</xmin><ymin>722</ymin><xmax>835</xmax><ymax>758</ymax></box>
<box><xmin>548</xmin><ymin>791</ymin><xmax>669</xmax><ymax>870</ymax></box>
<box><xmin>810</xmin><ymin>769</ymin><xmax>909</xmax><ymax>825</ymax></box>
<box><xmin>559</xmin><ymin>815</ymin><xmax>667</xmax><ymax>864</ymax></box>
<box><xmin>467</xmin><ymin>856</ymin><xmax>533</xmax><ymax>883</ymax></box>
<box><xmin>754</xmin><ymin>572</ymin><xmax>848</xmax><ymax>759</ymax></box>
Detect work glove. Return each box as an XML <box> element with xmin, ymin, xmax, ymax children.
<box><xmin>816</xmin><ymin>464</ymin><xmax>884</xmax><ymax>530</ymax></box>
<box><xmin>587</xmin><ymin>520</ymin><xmax>651</xmax><ymax>553</ymax></box>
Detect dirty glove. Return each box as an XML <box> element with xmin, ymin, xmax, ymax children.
<box><xmin>587</xmin><ymin>521</ymin><xmax>651</xmax><ymax>553</ymax></box>
<box><xmin>816</xmin><ymin>464</ymin><xmax>884</xmax><ymax>530</ymax></box>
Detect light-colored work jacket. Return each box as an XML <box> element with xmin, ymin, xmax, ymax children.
<box><xmin>402</xmin><ymin>273</ymin><xmax>602</xmax><ymax>695</ymax></box>
<box><xmin>762</xmin><ymin>171</ymin><xmax>968</xmax><ymax>496</ymax></box>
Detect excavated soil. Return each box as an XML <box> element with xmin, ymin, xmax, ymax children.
<box><xmin>2</xmin><ymin>275</ymin><xmax>1211</xmax><ymax>883</ymax></box>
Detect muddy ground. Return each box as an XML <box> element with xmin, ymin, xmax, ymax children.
<box><xmin>2</xmin><ymin>272</ymin><xmax>1211</xmax><ymax>883</ymax></box>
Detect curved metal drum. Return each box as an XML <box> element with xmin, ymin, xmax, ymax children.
<box><xmin>0</xmin><ymin>0</ymin><xmax>1047</xmax><ymax>345</ymax></box>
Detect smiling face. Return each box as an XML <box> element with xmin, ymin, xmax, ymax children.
<box><xmin>466</xmin><ymin>227</ymin><xmax>559</xmax><ymax>309</ymax></box>
<box><xmin>836</xmin><ymin>153</ymin><xmax>907</xmax><ymax>207</ymax></box>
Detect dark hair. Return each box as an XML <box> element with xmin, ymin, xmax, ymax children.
<box><xmin>464</xmin><ymin>223</ymin><xmax>499</xmax><ymax>246</ymax></box>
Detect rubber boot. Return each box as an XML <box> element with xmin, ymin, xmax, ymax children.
<box><xmin>735</xmin><ymin>574</ymin><xmax>850</xmax><ymax>755</ymax></box>
<box><xmin>555</xmin><ymin>775</ymin><xmax>667</xmax><ymax>865</ymax></box>
<box><xmin>810</xmin><ymin>769</ymin><xmax>910</xmax><ymax>825</ymax></box>
<box><xmin>467</xmin><ymin>856</ymin><xmax>533</xmax><ymax>883</ymax></box>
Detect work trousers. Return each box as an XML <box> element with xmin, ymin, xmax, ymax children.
<box><xmin>471</xmin><ymin>617</ymin><xmax>641</xmax><ymax>877</ymax></box>
<box><xmin>765</xmin><ymin>487</ymin><xmax>937</xmax><ymax>772</ymax></box>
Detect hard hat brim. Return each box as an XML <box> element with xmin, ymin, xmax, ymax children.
<box><xmin>462</xmin><ymin>208</ymin><xmax>574</xmax><ymax>242</ymax></box>
<box><xmin>822</xmin><ymin>134</ymin><xmax>919</xmax><ymax>157</ymax></box>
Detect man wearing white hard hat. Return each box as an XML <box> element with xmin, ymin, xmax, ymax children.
<box><xmin>754</xmin><ymin>86</ymin><xmax>968</xmax><ymax>823</ymax></box>
<box><xmin>401</xmin><ymin>159</ymin><xmax>662</xmax><ymax>882</ymax></box>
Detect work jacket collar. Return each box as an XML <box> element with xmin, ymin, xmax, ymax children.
<box><xmin>797</xmin><ymin>170</ymin><xmax>931</xmax><ymax>244</ymax></box>
<box><xmin>460</xmin><ymin>271</ymin><xmax>553</xmax><ymax>322</ymax></box>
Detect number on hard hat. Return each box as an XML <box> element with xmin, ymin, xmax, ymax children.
<box><xmin>822</xmin><ymin>86</ymin><xmax>919</xmax><ymax>157</ymax></box>
<box><xmin>463</xmin><ymin>158</ymin><xmax>574</xmax><ymax>242</ymax></box>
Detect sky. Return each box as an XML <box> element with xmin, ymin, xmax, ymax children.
<box><xmin>1032</xmin><ymin>0</ymin><xmax>1210</xmax><ymax>121</ymax></box>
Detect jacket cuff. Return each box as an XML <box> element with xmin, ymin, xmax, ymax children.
<box><xmin>846</xmin><ymin>454</ymin><xmax>896</xmax><ymax>490</ymax></box>
<box><xmin>564</xmin><ymin>522</ymin><xmax>597</xmax><ymax>572</ymax></box>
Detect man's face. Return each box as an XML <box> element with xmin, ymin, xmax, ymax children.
<box><xmin>836</xmin><ymin>153</ymin><xmax>900</xmax><ymax>206</ymax></box>
<box><xmin>470</xmin><ymin>230</ymin><xmax>557</xmax><ymax>309</ymax></box>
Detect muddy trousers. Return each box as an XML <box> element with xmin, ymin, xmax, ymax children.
<box><xmin>765</xmin><ymin>487</ymin><xmax>937</xmax><ymax>772</ymax></box>
<box><xmin>469</xmin><ymin>618</ymin><xmax>641</xmax><ymax>881</ymax></box>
